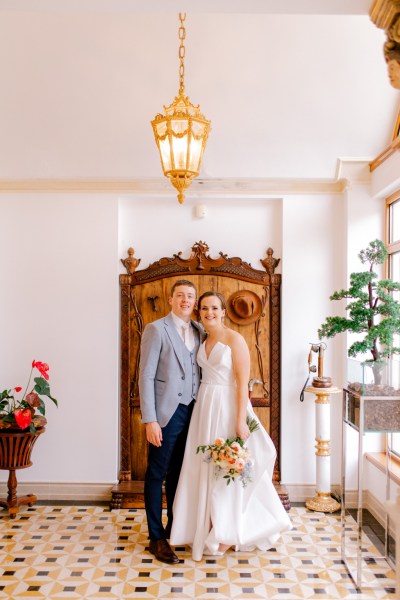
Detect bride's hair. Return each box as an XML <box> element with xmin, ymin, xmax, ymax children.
<box><xmin>198</xmin><ymin>291</ymin><xmax>227</xmax><ymax>311</ymax></box>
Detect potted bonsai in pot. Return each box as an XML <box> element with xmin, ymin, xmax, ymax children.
<box><xmin>318</xmin><ymin>239</ymin><xmax>400</xmax><ymax>389</ymax></box>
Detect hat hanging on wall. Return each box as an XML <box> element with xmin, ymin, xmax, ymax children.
<box><xmin>226</xmin><ymin>290</ymin><xmax>262</xmax><ymax>325</ymax></box>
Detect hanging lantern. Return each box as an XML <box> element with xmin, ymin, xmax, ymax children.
<box><xmin>151</xmin><ymin>13</ymin><xmax>211</xmax><ymax>204</ymax></box>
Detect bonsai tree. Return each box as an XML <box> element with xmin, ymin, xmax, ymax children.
<box><xmin>318</xmin><ymin>239</ymin><xmax>400</xmax><ymax>383</ymax></box>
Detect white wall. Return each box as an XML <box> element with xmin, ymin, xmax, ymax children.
<box><xmin>0</xmin><ymin>194</ymin><xmax>119</xmax><ymax>483</ymax></box>
<box><xmin>281</xmin><ymin>192</ymin><xmax>346</xmax><ymax>485</ymax></box>
<box><xmin>0</xmin><ymin>177</ymin><xmax>387</xmax><ymax>498</ymax></box>
<box><xmin>0</xmin><ymin>12</ymin><xmax>397</xmax><ymax>181</ymax></box>
<box><xmin>118</xmin><ymin>196</ymin><xmax>282</xmax><ymax>269</ymax></box>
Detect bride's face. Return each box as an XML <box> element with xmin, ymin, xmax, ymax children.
<box><xmin>199</xmin><ymin>296</ymin><xmax>225</xmax><ymax>328</ymax></box>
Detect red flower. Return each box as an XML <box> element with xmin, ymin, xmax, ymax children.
<box><xmin>26</xmin><ymin>391</ymin><xmax>40</xmax><ymax>408</ymax></box>
<box><xmin>14</xmin><ymin>408</ymin><xmax>32</xmax><ymax>430</ymax></box>
<box><xmin>1</xmin><ymin>360</ymin><xmax>58</xmax><ymax>433</ymax></box>
<box><xmin>32</xmin><ymin>361</ymin><xmax>50</xmax><ymax>381</ymax></box>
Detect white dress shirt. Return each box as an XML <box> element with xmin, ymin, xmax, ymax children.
<box><xmin>170</xmin><ymin>312</ymin><xmax>195</xmax><ymax>351</ymax></box>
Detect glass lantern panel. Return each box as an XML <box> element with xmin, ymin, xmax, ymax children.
<box><xmin>159</xmin><ymin>137</ymin><xmax>172</xmax><ymax>171</ymax></box>
<box><xmin>155</xmin><ymin>120</ymin><xmax>168</xmax><ymax>137</ymax></box>
<box><xmin>171</xmin><ymin>119</ymin><xmax>188</xmax><ymax>136</ymax></box>
<box><xmin>188</xmin><ymin>136</ymin><xmax>202</xmax><ymax>172</ymax></box>
<box><xmin>188</xmin><ymin>120</ymin><xmax>206</xmax><ymax>172</ymax></box>
<box><xmin>171</xmin><ymin>134</ymin><xmax>188</xmax><ymax>170</ymax></box>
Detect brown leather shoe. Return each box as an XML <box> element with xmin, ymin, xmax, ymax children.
<box><xmin>149</xmin><ymin>539</ymin><xmax>179</xmax><ymax>564</ymax></box>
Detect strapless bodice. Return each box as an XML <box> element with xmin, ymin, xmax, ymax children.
<box><xmin>197</xmin><ymin>341</ymin><xmax>236</xmax><ymax>387</ymax></box>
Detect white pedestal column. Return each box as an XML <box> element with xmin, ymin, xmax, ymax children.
<box><xmin>305</xmin><ymin>385</ymin><xmax>341</xmax><ymax>513</ymax></box>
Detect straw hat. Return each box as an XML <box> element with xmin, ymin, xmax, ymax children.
<box><xmin>226</xmin><ymin>290</ymin><xmax>262</xmax><ymax>325</ymax></box>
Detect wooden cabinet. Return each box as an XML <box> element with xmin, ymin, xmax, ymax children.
<box><xmin>111</xmin><ymin>241</ymin><xmax>289</xmax><ymax>510</ymax></box>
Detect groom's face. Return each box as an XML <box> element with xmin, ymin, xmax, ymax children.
<box><xmin>169</xmin><ymin>285</ymin><xmax>197</xmax><ymax>322</ymax></box>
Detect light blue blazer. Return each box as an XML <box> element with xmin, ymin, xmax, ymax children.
<box><xmin>139</xmin><ymin>312</ymin><xmax>204</xmax><ymax>428</ymax></box>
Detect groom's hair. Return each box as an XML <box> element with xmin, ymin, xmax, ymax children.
<box><xmin>170</xmin><ymin>279</ymin><xmax>197</xmax><ymax>297</ymax></box>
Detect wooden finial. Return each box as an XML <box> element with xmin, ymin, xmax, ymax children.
<box><xmin>121</xmin><ymin>247</ymin><xmax>141</xmax><ymax>275</ymax></box>
<box><xmin>260</xmin><ymin>248</ymin><xmax>280</xmax><ymax>275</ymax></box>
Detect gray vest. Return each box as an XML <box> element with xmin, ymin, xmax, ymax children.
<box><xmin>180</xmin><ymin>333</ymin><xmax>200</xmax><ymax>404</ymax></box>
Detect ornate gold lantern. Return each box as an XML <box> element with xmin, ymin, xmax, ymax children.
<box><xmin>151</xmin><ymin>13</ymin><xmax>211</xmax><ymax>204</ymax></box>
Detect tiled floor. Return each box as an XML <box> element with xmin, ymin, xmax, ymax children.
<box><xmin>0</xmin><ymin>504</ymin><xmax>395</xmax><ymax>599</ymax></box>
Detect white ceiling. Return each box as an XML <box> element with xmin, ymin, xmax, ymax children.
<box><xmin>0</xmin><ymin>0</ymin><xmax>371</xmax><ymax>15</ymax></box>
<box><xmin>0</xmin><ymin>2</ymin><xmax>398</xmax><ymax>181</ymax></box>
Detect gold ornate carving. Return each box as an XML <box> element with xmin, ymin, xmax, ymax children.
<box><xmin>305</xmin><ymin>493</ymin><xmax>340</xmax><ymax>513</ymax></box>
<box><xmin>370</xmin><ymin>0</ymin><xmax>400</xmax><ymax>88</ymax></box>
<box><xmin>315</xmin><ymin>439</ymin><xmax>330</xmax><ymax>456</ymax></box>
<box><xmin>315</xmin><ymin>393</ymin><xmax>331</xmax><ymax>404</ymax></box>
<box><xmin>370</xmin><ymin>0</ymin><xmax>400</xmax><ymax>29</ymax></box>
<box><xmin>305</xmin><ymin>386</ymin><xmax>340</xmax><ymax>402</ymax></box>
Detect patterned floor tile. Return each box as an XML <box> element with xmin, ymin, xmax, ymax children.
<box><xmin>0</xmin><ymin>505</ymin><xmax>395</xmax><ymax>599</ymax></box>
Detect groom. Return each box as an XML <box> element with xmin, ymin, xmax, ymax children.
<box><xmin>139</xmin><ymin>279</ymin><xmax>203</xmax><ymax>564</ymax></box>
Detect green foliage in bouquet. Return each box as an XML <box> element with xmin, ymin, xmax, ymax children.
<box><xmin>196</xmin><ymin>416</ymin><xmax>260</xmax><ymax>487</ymax></box>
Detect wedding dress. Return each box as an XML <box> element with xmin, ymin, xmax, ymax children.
<box><xmin>170</xmin><ymin>341</ymin><xmax>292</xmax><ymax>561</ymax></box>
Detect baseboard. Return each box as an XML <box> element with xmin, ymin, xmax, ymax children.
<box><xmin>0</xmin><ymin>482</ymin><xmax>338</xmax><ymax>505</ymax></box>
<box><xmin>0</xmin><ymin>481</ymin><xmax>389</xmax><ymax>525</ymax></box>
<box><xmin>282</xmin><ymin>485</ymin><xmax>386</xmax><ymax>518</ymax></box>
<box><xmin>0</xmin><ymin>482</ymin><xmax>115</xmax><ymax>502</ymax></box>
<box><xmin>363</xmin><ymin>489</ymin><xmax>388</xmax><ymax>529</ymax></box>
<box><xmin>283</xmin><ymin>484</ymin><xmax>342</xmax><ymax>505</ymax></box>
<box><xmin>0</xmin><ymin>482</ymin><xmax>338</xmax><ymax>506</ymax></box>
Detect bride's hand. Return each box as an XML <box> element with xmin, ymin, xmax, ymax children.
<box><xmin>236</xmin><ymin>420</ymin><xmax>250</xmax><ymax>442</ymax></box>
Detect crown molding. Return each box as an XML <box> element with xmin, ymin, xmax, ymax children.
<box><xmin>0</xmin><ymin>177</ymin><xmax>347</xmax><ymax>196</ymax></box>
<box><xmin>335</xmin><ymin>157</ymin><xmax>373</xmax><ymax>186</ymax></box>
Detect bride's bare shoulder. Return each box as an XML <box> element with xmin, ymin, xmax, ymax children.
<box><xmin>224</xmin><ymin>328</ymin><xmax>246</xmax><ymax>348</ymax></box>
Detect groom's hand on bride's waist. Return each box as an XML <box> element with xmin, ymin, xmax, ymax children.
<box><xmin>146</xmin><ymin>421</ymin><xmax>163</xmax><ymax>446</ymax></box>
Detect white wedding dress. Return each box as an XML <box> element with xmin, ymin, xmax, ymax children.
<box><xmin>170</xmin><ymin>341</ymin><xmax>292</xmax><ymax>561</ymax></box>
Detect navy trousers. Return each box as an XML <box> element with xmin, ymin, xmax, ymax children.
<box><xmin>144</xmin><ymin>401</ymin><xmax>194</xmax><ymax>541</ymax></box>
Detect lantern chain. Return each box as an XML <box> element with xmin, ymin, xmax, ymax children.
<box><xmin>178</xmin><ymin>13</ymin><xmax>186</xmax><ymax>95</ymax></box>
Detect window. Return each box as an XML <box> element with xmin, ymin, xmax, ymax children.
<box><xmin>387</xmin><ymin>192</ymin><xmax>400</xmax><ymax>457</ymax></box>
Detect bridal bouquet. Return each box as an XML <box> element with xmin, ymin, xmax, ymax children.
<box><xmin>196</xmin><ymin>416</ymin><xmax>259</xmax><ymax>487</ymax></box>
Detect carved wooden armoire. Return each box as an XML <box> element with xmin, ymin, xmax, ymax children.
<box><xmin>111</xmin><ymin>241</ymin><xmax>289</xmax><ymax>510</ymax></box>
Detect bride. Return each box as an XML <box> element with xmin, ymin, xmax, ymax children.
<box><xmin>170</xmin><ymin>291</ymin><xmax>292</xmax><ymax>561</ymax></box>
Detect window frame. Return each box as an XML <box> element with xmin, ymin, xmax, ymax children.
<box><xmin>386</xmin><ymin>190</ymin><xmax>400</xmax><ymax>458</ymax></box>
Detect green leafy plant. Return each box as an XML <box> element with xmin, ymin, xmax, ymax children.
<box><xmin>0</xmin><ymin>360</ymin><xmax>58</xmax><ymax>433</ymax></box>
<box><xmin>318</xmin><ymin>240</ymin><xmax>400</xmax><ymax>379</ymax></box>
